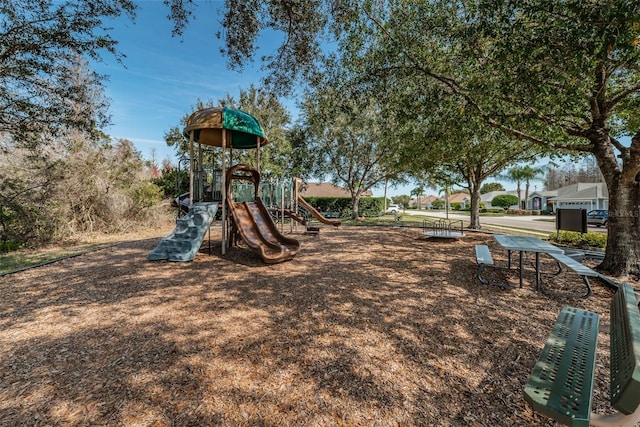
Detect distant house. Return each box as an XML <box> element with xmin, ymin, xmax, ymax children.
<box><xmin>448</xmin><ymin>192</ymin><xmax>470</xmax><ymax>208</ymax></box>
<box><xmin>409</xmin><ymin>195</ymin><xmax>438</xmax><ymax>209</ymax></box>
<box><xmin>525</xmin><ymin>183</ymin><xmax>607</xmax><ymax>212</ymax></box>
<box><xmin>300</xmin><ymin>182</ymin><xmax>372</xmax><ymax>198</ymax></box>
<box><xmin>527</xmin><ymin>190</ymin><xmax>557</xmax><ymax>211</ymax></box>
<box><xmin>546</xmin><ymin>182</ymin><xmax>607</xmax><ymax>212</ymax></box>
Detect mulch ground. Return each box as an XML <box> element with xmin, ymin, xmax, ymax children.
<box><xmin>0</xmin><ymin>224</ymin><xmax>636</xmax><ymax>426</ymax></box>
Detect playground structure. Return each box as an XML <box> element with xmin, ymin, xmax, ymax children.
<box><xmin>148</xmin><ymin>106</ymin><xmax>278</xmax><ymax>262</ymax></box>
<box><xmin>149</xmin><ymin>106</ymin><xmax>340</xmax><ymax>264</ymax></box>
<box><xmin>261</xmin><ymin>177</ymin><xmax>341</xmax><ymax>235</ymax></box>
<box><xmin>226</xmin><ymin>164</ymin><xmax>300</xmax><ymax>263</ymax></box>
<box><xmin>422</xmin><ymin>218</ymin><xmax>465</xmax><ymax>239</ymax></box>
<box><xmin>147</xmin><ymin>202</ymin><xmax>218</xmax><ymax>261</ymax></box>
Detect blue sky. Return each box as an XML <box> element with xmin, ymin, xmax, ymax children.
<box><xmin>95</xmin><ymin>1</ymin><xmax>278</xmax><ymax>164</ymax></box>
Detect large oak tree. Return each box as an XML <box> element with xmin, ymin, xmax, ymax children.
<box><xmin>1</xmin><ymin>0</ymin><xmax>136</xmax><ymax>147</ymax></box>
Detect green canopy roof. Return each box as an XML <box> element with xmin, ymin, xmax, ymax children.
<box><xmin>183</xmin><ymin>107</ymin><xmax>268</xmax><ymax>149</ymax></box>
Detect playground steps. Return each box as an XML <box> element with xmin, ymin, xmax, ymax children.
<box><xmin>147</xmin><ymin>202</ymin><xmax>218</xmax><ymax>262</ymax></box>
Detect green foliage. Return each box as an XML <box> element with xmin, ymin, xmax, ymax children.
<box><xmin>0</xmin><ymin>240</ymin><xmax>21</xmax><ymax>253</ymax></box>
<box><xmin>491</xmin><ymin>194</ymin><xmax>519</xmax><ymax>209</ymax></box>
<box><xmin>153</xmin><ymin>166</ymin><xmax>189</xmax><ymax>198</ymax></box>
<box><xmin>220</xmin><ymin>85</ymin><xmax>293</xmax><ymax>178</ymax></box>
<box><xmin>481</xmin><ymin>208</ymin><xmax>505</xmax><ymax>214</ymax></box>
<box><xmin>450</xmin><ymin>202</ymin><xmax>461</xmax><ymax>210</ymax></box>
<box><xmin>431</xmin><ymin>199</ymin><xmax>445</xmax><ymax>209</ymax></box>
<box><xmin>480</xmin><ymin>182</ymin><xmax>505</xmax><ymax>193</ymax></box>
<box><xmin>129</xmin><ymin>182</ymin><xmax>163</xmax><ymax>210</ymax></box>
<box><xmin>302</xmin><ymin>68</ymin><xmax>402</xmax><ymax>218</ymax></box>
<box><xmin>392</xmin><ymin>195</ymin><xmax>411</xmax><ymax>208</ymax></box>
<box><xmin>549</xmin><ymin>231</ymin><xmax>607</xmax><ymax>249</ymax></box>
<box><xmin>302</xmin><ymin>197</ymin><xmax>384</xmax><ymax>217</ymax></box>
<box><xmin>0</xmin><ymin>0</ymin><xmax>136</xmax><ymax>146</ymax></box>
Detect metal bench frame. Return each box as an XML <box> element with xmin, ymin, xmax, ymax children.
<box><xmin>474</xmin><ymin>244</ymin><xmax>515</xmax><ymax>289</ymax></box>
<box><xmin>540</xmin><ymin>252</ymin><xmax>601</xmax><ymax>299</ymax></box>
<box><xmin>524</xmin><ymin>284</ymin><xmax>640</xmax><ymax>426</ymax></box>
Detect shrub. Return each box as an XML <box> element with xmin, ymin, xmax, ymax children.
<box><xmin>431</xmin><ymin>199</ymin><xmax>445</xmax><ymax>209</ymax></box>
<box><xmin>0</xmin><ymin>240</ymin><xmax>21</xmax><ymax>253</ymax></box>
<box><xmin>491</xmin><ymin>194</ymin><xmax>519</xmax><ymax>209</ymax></box>
<box><xmin>484</xmin><ymin>208</ymin><xmax>505</xmax><ymax>214</ymax></box>
<box><xmin>302</xmin><ymin>196</ymin><xmax>385</xmax><ymax>218</ymax></box>
<box><xmin>548</xmin><ymin>231</ymin><xmax>607</xmax><ymax>249</ymax></box>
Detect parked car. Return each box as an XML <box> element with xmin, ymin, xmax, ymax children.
<box><xmin>386</xmin><ymin>204</ymin><xmax>400</xmax><ymax>214</ymax></box>
<box><xmin>587</xmin><ymin>209</ymin><xmax>608</xmax><ymax>227</ymax></box>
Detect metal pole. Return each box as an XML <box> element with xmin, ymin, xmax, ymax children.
<box><xmin>189</xmin><ymin>132</ymin><xmax>194</xmax><ymax>207</ymax></box>
<box><xmin>198</xmin><ymin>142</ymin><xmax>203</xmax><ymax>202</ymax></box>
<box><xmin>256</xmin><ymin>136</ymin><xmax>261</xmax><ymax>174</ymax></box>
<box><xmin>221</xmin><ymin>129</ymin><xmax>227</xmax><ymax>255</ymax></box>
<box><xmin>281</xmin><ymin>182</ymin><xmax>285</xmax><ymax>234</ymax></box>
<box><xmin>289</xmin><ymin>180</ymin><xmax>293</xmax><ymax>234</ymax></box>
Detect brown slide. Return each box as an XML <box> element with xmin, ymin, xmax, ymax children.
<box><xmin>297</xmin><ymin>196</ymin><xmax>341</xmax><ymax>227</ymax></box>
<box><xmin>226</xmin><ymin>165</ymin><xmax>300</xmax><ymax>264</ymax></box>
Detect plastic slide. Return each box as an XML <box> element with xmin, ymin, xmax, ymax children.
<box><xmin>229</xmin><ymin>197</ymin><xmax>300</xmax><ymax>264</ymax></box>
<box><xmin>147</xmin><ymin>202</ymin><xmax>218</xmax><ymax>262</ymax></box>
<box><xmin>297</xmin><ymin>196</ymin><xmax>341</xmax><ymax>227</ymax></box>
<box><xmin>226</xmin><ymin>164</ymin><xmax>299</xmax><ymax>264</ymax></box>
<box><xmin>284</xmin><ymin>209</ymin><xmax>307</xmax><ymax>226</ymax></box>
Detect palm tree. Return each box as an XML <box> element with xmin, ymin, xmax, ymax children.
<box><xmin>438</xmin><ymin>184</ymin><xmax>453</xmax><ymax>219</ymax></box>
<box><xmin>411</xmin><ymin>185</ymin><xmax>425</xmax><ymax>210</ymax></box>
<box><xmin>520</xmin><ymin>165</ymin><xmax>545</xmax><ymax>210</ymax></box>
<box><xmin>502</xmin><ymin>166</ymin><xmax>527</xmax><ymax>210</ymax></box>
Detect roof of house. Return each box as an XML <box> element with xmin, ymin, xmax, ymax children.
<box><xmin>530</xmin><ymin>190</ymin><xmax>558</xmax><ymax>197</ymax></box>
<box><xmin>448</xmin><ymin>192</ymin><xmax>469</xmax><ymax>203</ymax></box>
<box><xmin>409</xmin><ymin>195</ymin><xmax>438</xmax><ymax>206</ymax></box>
<box><xmin>553</xmin><ymin>182</ymin><xmax>607</xmax><ymax>201</ymax></box>
<box><xmin>299</xmin><ymin>182</ymin><xmax>372</xmax><ymax>198</ymax></box>
<box><xmin>480</xmin><ymin>190</ymin><xmax>518</xmax><ymax>202</ymax></box>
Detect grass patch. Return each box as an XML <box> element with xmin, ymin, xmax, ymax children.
<box><xmin>0</xmin><ymin>243</ymin><xmax>113</xmax><ymax>276</ymax></box>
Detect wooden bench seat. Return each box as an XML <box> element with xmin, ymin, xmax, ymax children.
<box><xmin>544</xmin><ymin>252</ymin><xmax>601</xmax><ymax>299</ymax></box>
<box><xmin>524</xmin><ymin>284</ymin><xmax>640</xmax><ymax>426</ymax></box>
<box><xmin>475</xmin><ymin>244</ymin><xmax>514</xmax><ymax>289</ymax></box>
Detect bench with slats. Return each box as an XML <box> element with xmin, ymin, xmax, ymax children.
<box><xmin>524</xmin><ymin>283</ymin><xmax>640</xmax><ymax>426</ymax></box>
<box><xmin>544</xmin><ymin>252</ymin><xmax>601</xmax><ymax>299</ymax></box>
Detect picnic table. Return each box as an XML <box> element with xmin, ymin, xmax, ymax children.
<box><xmin>494</xmin><ymin>234</ymin><xmax>564</xmax><ymax>290</ymax></box>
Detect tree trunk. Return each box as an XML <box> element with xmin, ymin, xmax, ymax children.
<box><xmin>598</xmin><ymin>173</ymin><xmax>640</xmax><ymax>277</ymax></box>
<box><xmin>351</xmin><ymin>195</ymin><xmax>361</xmax><ymax>219</ymax></box>
<box><xmin>592</xmin><ymin>130</ymin><xmax>640</xmax><ymax>277</ymax></box>
<box><xmin>468</xmin><ymin>186</ymin><xmax>482</xmax><ymax>229</ymax></box>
